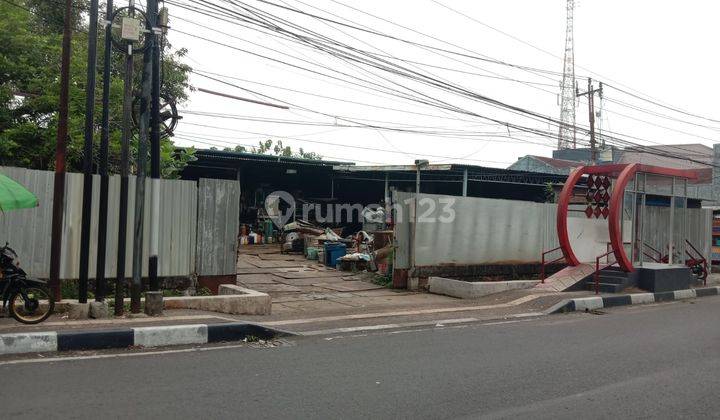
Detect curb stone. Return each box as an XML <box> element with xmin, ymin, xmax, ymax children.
<box><xmin>0</xmin><ymin>322</ymin><xmax>293</xmax><ymax>356</ymax></box>
<box><xmin>550</xmin><ymin>286</ymin><xmax>719</xmax><ymax>314</ymax></box>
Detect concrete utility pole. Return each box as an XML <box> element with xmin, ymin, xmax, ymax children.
<box><xmin>576</xmin><ymin>78</ymin><xmax>603</xmax><ymax>164</ymax></box>
<box><xmin>131</xmin><ymin>0</ymin><xmax>157</xmax><ymax>313</ymax></box>
<box><xmin>149</xmin><ymin>0</ymin><xmax>161</xmax><ymax>293</ymax></box>
<box><xmin>49</xmin><ymin>0</ymin><xmax>74</xmax><ymax>302</ymax></box>
<box><xmin>114</xmin><ymin>2</ymin><xmax>140</xmax><ymax>316</ymax></box>
<box><xmin>78</xmin><ymin>0</ymin><xmax>101</xmax><ymax>304</ymax></box>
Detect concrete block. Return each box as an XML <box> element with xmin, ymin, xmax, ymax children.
<box><xmin>144</xmin><ymin>291</ymin><xmax>164</xmax><ymax>316</ymax></box>
<box><xmin>630</xmin><ymin>293</ymin><xmax>655</xmax><ymax>305</ymax></box>
<box><xmin>163</xmin><ymin>287</ymin><xmax>271</xmax><ymax>315</ymax></box>
<box><xmin>673</xmin><ymin>289</ymin><xmax>696</xmax><ymax>300</ymax></box>
<box><xmin>218</xmin><ymin>284</ymin><xmax>250</xmax><ymax>295</ymax></box>
<box><xmin>88</xmin><ymin>301</ymin><xmax>110</xmax><ymax>319</ymax></box>
<box><xmin>0</xmin><ymin>332</ymin><xmax>57</xmax><ymax>355</ymax></box>
<box><xmin>637</xmin><ymin>266</ymin><xmax>695</xmax><ymax>292</ymax></box>
<box><xmin>428</xmin><ymin>277</ymin><xmax>539</xmax><ymax>299</ymax></box>
<box><xmin>133</xmin><ymin>324</ymin><xmax>208</xmax><ymax>348</ymax></box>
<box><xmin>573</xmin><ymin>297</ymin><xmax>603</xmax><ymax>311</ymax></box>
<box><xmin>67</xmin><ymin>302</ymin><xmax>90</xmax><ymax>319</ymax></box>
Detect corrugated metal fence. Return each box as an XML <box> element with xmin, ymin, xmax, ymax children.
<box><xmin>393</xmin><ymin>192</ymin><xmax>558</xmax><ymax>269</ymax></box>
<box><xmin>0</xmin><ymin>166</ymin><xmax>238</xmax><ymax>279</ymax></box>
<box><xmin>196</xmin><ymin>178</ymin><xmax>240</xmax><ymax>276</ymax></box>
<box><xmin>394</xmin><ymin>192</ymin><xmax>711</xmax><ymax>270</ymax></box>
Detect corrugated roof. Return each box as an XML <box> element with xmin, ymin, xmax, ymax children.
<box><xmin>193</xmin><ymin>149</ymin><xmax>353</xmax><ymax>167</ymax></box>
<box><xmin>527</xmin><ymin>155</ymin><xmax>582</xmax><ymax>169</ymax></box>
<box><xmin>618</xmin><ymin>143</ymin><xmax>713</xmax><ymax>168</ymax></box>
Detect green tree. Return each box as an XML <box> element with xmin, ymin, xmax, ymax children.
<box><xmin>228</xmin><ymin>139</ymin><xmax>323</xmax><ymax>160</ymax></box>
<box><xmin>0</xmin><ymin>0</ymin><xmax>194</xmax><ymax>177</ymax></box>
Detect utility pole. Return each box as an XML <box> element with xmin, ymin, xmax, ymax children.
<box><xmin>96</xmin><ymin>0</ymin><xmax>114</xmax><ymax>302</ymax></box>
<box><xmin>576</xmin><ymin>78</ymin><xmax>603</xmax><ymax>164</ymax></box>
<box><xmin>149</xmin><ymin>2</ymin><xmax>162</xmax><ymax>292</ymax></box>
<box><xmin>116</xmin><ymin>37</ymin><xmax>133</xmax><ymax>315</ymax></box>
<box><xmin>588</xmin><ymin>78</ymin><xmax>596</xmax><ymax>164</ymax></box>
<box><xmin>131</xmin><ymin>0</ymin><xmax>156</xmax><ymax>313</ymax></box>
<box><xmin>49</xmin><ymin>0</ymin><xmax>74</xmax><ymax>302</ymax></box>
<box><xmin>79</xmin><ymin>0</ymin><xmax>101</xmax><ymax>304</ymax></box>
<box><xmin>114</xmin><ymin>2</ymin><xmax>142</xmax><ymax>316</ymax></box>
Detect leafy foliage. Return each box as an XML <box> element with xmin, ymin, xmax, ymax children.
<box><xmin>226</xmin><ymin>139</ymin><xmax>323</xmax><ymax>160</ymax></box>
<box><xmin>0</xmin><ymin>0</ymin><xmax>193</xmax><ymax>177</ymax></box>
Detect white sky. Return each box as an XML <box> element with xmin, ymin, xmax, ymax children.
<box><xmin>166</xmin><ymin>0</ymin><xmax>720</xmax><ymax>167</ymax></box>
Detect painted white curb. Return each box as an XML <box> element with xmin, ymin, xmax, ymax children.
<box><xmin>0</xmin><ymin>332</ymin><xmax>58</xmax><ymax>355</ymax></box>
<box><xmin>133</xmin><ymin>324</ymin><xmax>208</xmax><ymax>348</ymax></box>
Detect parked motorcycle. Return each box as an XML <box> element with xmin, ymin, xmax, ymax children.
<box><xmin>0</xmin><ymin>243</ymin><xmax>54</xmax><ymax>324</ymax></box>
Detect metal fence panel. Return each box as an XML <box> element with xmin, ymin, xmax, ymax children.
<box><xmin>393</xmin><ymin>192</ymin><xmax>560</xmax><ymax>267</ymax></box>
<box><xmin>642</xmin><ymin>206</ymin><xmax>710</xmax><ymax>263</ymax></box>
<box><xmin>0</xmin><ymin>166</ymin><xmax>197</xmax><ymax>279</ymax></box>
<box><xmin>0</xmin><ymin>166</ymin><xmax>55</xmax><ymax>276</ymax></box>
<box><xmin>196</xmin><ymin>178</ymin><xmax>240</xmax><ymax>276</ymax></box>
<box><xmin>392</xmin><ymin>191</ymin><xmax>412</xmax><ymax>269</ymax></box>
<box><xmin>392</xmin><ymin>192</ymin><xmax>709</xmax><ymax>268</ymax></box>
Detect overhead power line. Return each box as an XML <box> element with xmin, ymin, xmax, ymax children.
<box><xmin>604</xmin><ymin>83</ymin><xmax>720</xmax><ymax>125</ymax></box>
<box><xmin>430</xmin><ymin>0</ymin><xmax>720</xmax><ymax>126</ymax></box>
<box><xmin>164</xmin><ymin>0</ymin><xmax>720</xmax><ymax>167</ymax></box>
<box><xmin>174</xmin><ymin>126</ymin><xmax>516</xmax><ymax>165</ymax></box>
<box><xmin>197</xmin><ymin>87</ymin><xmax>290</xmax><ymax>108</ymax></box>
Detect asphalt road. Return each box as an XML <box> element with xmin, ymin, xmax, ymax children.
<box><xmin>3</xmin><ymin>297</ymin><xmax>720</xmax><ymax>419</ymax></box>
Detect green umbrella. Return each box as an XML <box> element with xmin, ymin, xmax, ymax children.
<box><xmin>0</xmin><ymin>173</ymin><xmax>38</xmax><ymax>211</ymax></box>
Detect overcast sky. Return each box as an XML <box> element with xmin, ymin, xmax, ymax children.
<box><xmin>165</xmin><ymin>0</ymin><xmax>720</xmax><ymax>167</ymax></box>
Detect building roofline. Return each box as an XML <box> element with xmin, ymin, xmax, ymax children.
<box><xmin>191</xmin><ymin>148</ymin><xmax>354</xmax><ymax>166</ymax></box>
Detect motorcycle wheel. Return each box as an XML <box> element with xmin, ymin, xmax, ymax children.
<box><xmin>698</xmin><ymin>264</ymin><xmax>709</xmax><ymax>282</ymax></box>
<box><xmin>9</xmin><ymin>286</ymin><xmax>54</xmax><ymax>324</ymax></box>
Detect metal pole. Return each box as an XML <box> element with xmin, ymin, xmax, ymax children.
<box><xmin>236</xmin><ymin>168</ymin><xmax>242</xmax><ymax>197</ymax></box>
<box><xmin>49</xmin><ymin>0</ymin><xmax>74</xmax><ymax>303</ymax></box>
<box><xmin>415</xmin><ymin>167</ymin><xmax>420</xmax><ymax>194</ymax></box>
<box><xmin>598</xmin><ymin>82</ymin><xmax>604</xmax><ymax>148</ymax></box>
<box><xmin>384</xmin><ymin>173</ymin><xmax>389</xmax><ymax>225</ymax></box>
<box><xmin>131</xmin><ymin>3</ymin><xmax>155</xmax><ymax>313</ymax></box>
<box><xmin>462</xmin><ymin>169</ymin><xmax>468</xmax><ymax>197</ymax></box>
<box><xmin>79</xmin><ymin>0</ymin><xmax>101</xmax><ymax>304</ymax></box>
<box><xmin>149</xmin><ymin>0</ymin><xmax>161</xmax><ymax>292</ymax></box>
<box><xmin>669</xmin><ymin>192</ymin><xmax>675</xmax><ymax>265</ymax></box>
<box><xmin>236</xmin><ymin>168</ymin><xmax>242</xmax><ymax>214</ymax></box>
<box><xmin>115</xmin><ymin>35</ymin><xmax>135</xmax><ymax>316</ymax></box>
<box><xmin>95</xmin><ymin>0</ymin><xmax>113</xmax><ymax>302</ymax></box>
<box><xmin>383</xmin><ymin>173</ymin><xmax>389</xmax><ymax>203</ymax></box>
<box><xmin>588</xmin><ymin>78</ymin><xmax>596</xmax><ymax>164</ymax></box>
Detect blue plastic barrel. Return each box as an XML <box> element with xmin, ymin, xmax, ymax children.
<box><xmin>323</xmin><ymin>242</ymin><xmax>347</xmax><ymax>266</ymax></box>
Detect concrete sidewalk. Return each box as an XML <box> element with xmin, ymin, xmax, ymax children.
<box><xmin>0</xmin><ymin>287</ymin><xmax>578</xmax><ymax>337</ymax></box>
<box><xmin>235</xmin><ymin>245</ymin><xmax>574</xmax><ymax>322</ymax></box>
<box><xmin>0</xmin><ymin>245</ymin><xmax>597</xmax><ymax>340</ymax></box>
<box><xmin>0</xmin><ymin>282</ymin><xmax>579</xmax><ymax>356</ymax></box>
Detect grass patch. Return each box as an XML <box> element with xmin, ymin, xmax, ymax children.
<box><xmin>371</xmin><ymin>273</ymin><xmax>392</xmax><ymax>288</ymax></box>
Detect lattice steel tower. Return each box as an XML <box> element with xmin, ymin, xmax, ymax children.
<box><xmin>558</xmin><ymin>0</ymin><xmax>576</xmax><ymax>149</ymax></box>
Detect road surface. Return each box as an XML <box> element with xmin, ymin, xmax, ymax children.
<box><xmin>2</xmin><ymin>296</ymin><xmax>720</xmax><ymax>419</ymax></box>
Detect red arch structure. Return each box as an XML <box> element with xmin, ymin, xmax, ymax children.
<box><xmin>556</xmin><ymin>163</ymin><xmax>699</xmax><ymax>272</ymax></box>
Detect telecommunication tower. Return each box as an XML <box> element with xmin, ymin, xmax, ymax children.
<box><xmin>558</xmin><ymin>0</ymin><xmax>576</xmax><ymax>149</ymax></box>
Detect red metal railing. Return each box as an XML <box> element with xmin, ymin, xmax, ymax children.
<box><xmin>594</xmin><ymin>250</ymin><xmax>618</xmax><ymax>295</ymax></box>
<box><xmin>642</xmin><ymin>242</ymin><xmax>664</xmax><ymax>263</ymax></box>
<box><xmin>540</xmin><ymin>246</ymin><xmax>565</xmax><ymax>283</ymax></box>
<box><xmin>685</xmin><ymin>239</ymin><xmax>709</xmax><ymax>285</ymax></box>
